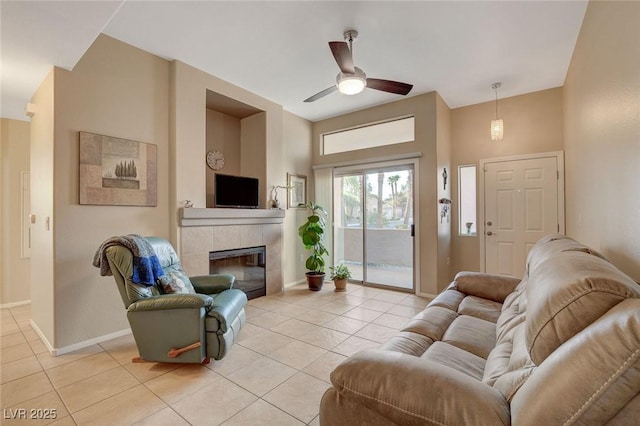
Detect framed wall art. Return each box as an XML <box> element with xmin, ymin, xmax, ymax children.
<box><xmin>287</xmin><ymin>173</ymin><xmax>307</xmax><ymax>209</ymax></box>
<box><xmin>79</xmin><ymin>131</ymin><xmax>157</xmax><ymax>206</ymax></box>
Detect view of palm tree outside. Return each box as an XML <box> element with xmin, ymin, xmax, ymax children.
<box><xmin>334</xmin><ymin>166</ymin><xmax>414</xmax><ymax>290</ymax></box>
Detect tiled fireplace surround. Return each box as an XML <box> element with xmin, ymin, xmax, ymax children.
<box><xmin>178</xmin><ymin>208</ymin><xmax>286</xmax><ymax>295</ymax></box>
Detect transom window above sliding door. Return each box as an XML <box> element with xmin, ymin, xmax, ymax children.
<box><xmin>322</xmin><ymin>116</ymin><xmax>415</xmax><ymax>155</ymax></box>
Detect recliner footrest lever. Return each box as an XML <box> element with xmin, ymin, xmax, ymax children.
<box><xmin>167</xmin><ymin>342</ymin><xmax>201</xmax><ymax>358</ymax></box>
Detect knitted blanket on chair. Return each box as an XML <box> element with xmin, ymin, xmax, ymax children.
<box><xmin>93</xmin><ymin>234</ymin><xmax>165</xmax><ymax>286</ymax></box>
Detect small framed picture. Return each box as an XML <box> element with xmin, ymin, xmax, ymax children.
<box><xmin>287</xmin><ymin>173</ymin><xmax>307</xmax><ymax>209</ymax></box>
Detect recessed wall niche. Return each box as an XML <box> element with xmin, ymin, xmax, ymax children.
<box><xmin>205</xmin><ymin>90</ymin><xmax>266</xmax><ymax>208</ymax></box>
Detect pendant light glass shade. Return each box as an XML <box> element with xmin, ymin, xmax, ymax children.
<box><xmin>491</xmin><ymin>118</ymin><xmax>504</xmax><ymax>140</ymax></box>
<box><xmin>491</xmin><ymin>82</ymin><xmax>503</xmax><ymax>141</ymax></box>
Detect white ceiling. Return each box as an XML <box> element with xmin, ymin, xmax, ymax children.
<box><xmin>1</xmin><ymin>1</ymin><xmax>588</xmax><ymax>122</ymax></box>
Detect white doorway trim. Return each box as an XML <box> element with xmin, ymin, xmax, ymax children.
<box><xmin>479</xmin><ymin>151</ymin><xmax>565</xmax><ymax>273</ymax></box>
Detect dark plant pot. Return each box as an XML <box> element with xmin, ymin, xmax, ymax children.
<box><xmin>306</xmin><ymin>272</ymin><xmax>325</xmax><ymax>291</ymax></box>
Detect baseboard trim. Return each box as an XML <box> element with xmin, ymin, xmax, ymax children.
<box><xmin>1</xmin><ymin>299</ymin><xmax>31</xmax><ymax>309</ymax></box>
<box><xmin>418</xmin><ymin>292</ymin><xmax>438</xmax><ymax>299</ymax></box>
<box><xmin>29</xmin><ymin>320</ymin><xmax>55</xmax><ymax>354</ymax></box>
<box><xmin>30</xmin><ymin>320</ymin><xmax>133</xmax><ymax>357</ymax></box>
<box><xmin>284</xmin><ymin>279</ymin><xmax>306</xmax><ymax>288</ymax></box>
<box><xmin>53</xmin><ymin>328</ymin><xmax>133</xmax><ymax>356</ymax></box>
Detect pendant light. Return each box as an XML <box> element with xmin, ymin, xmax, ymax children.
<box><xmin>491</xmin><ymin>82</ymin><xmax>504</xmax><ymax>141</ymax></box>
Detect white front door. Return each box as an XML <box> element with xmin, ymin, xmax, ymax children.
<box><xmin>482</xmin><ymin>154</ymin><xmax>563</xmax><ymax>277</ymax></box>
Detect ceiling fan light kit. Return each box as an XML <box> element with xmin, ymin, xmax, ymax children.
<box><xmin>337</xmin><ymin>67</ymin><xmax>367</xmax><ymax>95</ymax></box>
<box><xmin>304</xmin><ymin>29</ymin><xmax>413</xmax><ymax>102</ymax></box>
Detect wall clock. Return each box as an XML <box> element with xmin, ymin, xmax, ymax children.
<box><xmin>206</xmin><ymin>150</ymin><xmax>225</xmax><ymax>170</ymax></box>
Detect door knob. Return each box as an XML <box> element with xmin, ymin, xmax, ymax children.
<box><xmin>486</xmin><ymin>221</ymin><xmax>492</xmax><ymax>226</ymax></box>
<box><xmin>486</xmin><ymin>231</ymin><xmax>493</xmax><ymax>236</ymax></box>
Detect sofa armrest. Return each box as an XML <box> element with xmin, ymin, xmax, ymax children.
<box><xmin>452</xmin><ymin>271</ymin><xmax>521</xmax><ymax>303</ymax></box>
<box><xmin>190</xmin><ymin>274</ymin><xmax>235</xmax><ymax>294</ymax></box>
<box><xmin>207</xmin><ymin>289</ymin><xmax>247</xmax><ymax>333</ymax></box>
<box><xmin>128</xmin><ymin>294</ymin><xmax>213</xmax><ymax>312</ymax></box>
<box><xmin>330</xmin><ymin>349</ymin><xmax>510</xmax><ymax>425</ymax></box>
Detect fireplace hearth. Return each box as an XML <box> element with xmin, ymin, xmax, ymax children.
<box><xmin>210</xmin><ymin>246</ymin><xmax>266</xmax><ymax>300</ymax></box>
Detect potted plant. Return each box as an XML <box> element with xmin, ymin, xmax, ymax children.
<box><xmin>329</xmin><ymin>264</ymin><xmax>351</xmax><ymax>292</ymax></box>
<box><xmin>298</xmin><ymin>202</ymin><xmax>329</xmax><ymax>291</ymax></box>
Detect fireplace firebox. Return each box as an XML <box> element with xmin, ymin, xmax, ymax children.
<box><xmin>209</xmin><ymin>246</ymin><xmax>266</xmax><ymax>300</ymax></box>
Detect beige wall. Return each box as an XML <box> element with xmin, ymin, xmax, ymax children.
<box><xmin>205</xmin><ymin>109</ymin><xmax>241</xmax><ymax>206</ymax></box>
<box><xmin>436</xmin><ymin>94</ymin><xmax>452</xmax><ymax>289</ymax></box>
<box><xmin>450</xmin><ymin>87</ymin><xmax>564</xmax><ymax>274</ymax></box>
<box><xmin>29</xmin><ymin>69</ymin><xmax>55</xmax><ymax>344</ymax></box>
<box><xmin>0</xmin><ymin>118</ymin><xmax>31</xmax><ymax>305</ymax></box>
<box><xmin>240</xmin><ymin>112</ymin><xmax>267</xmax><ymax>192</ymax></box>
<box><xmin>47</xmin><ymin>35</ymin><xmax>172</xmax><ymax>348</ymax></box>
<box><xmin>282</xmin><ymin>111</ymin><xmax>313</xmax><ymax>285</ymax></box>
<box><xmin>312</xmin><ymin>92</ymin><xmax>443</xmax><ymax>295</ymax></box>
<box><xmin>171</xmin><ymin>60</ymin><xmax>283</xmax><ymax>245</ymax></box>
<box><xmin>564</xmin><ymin>1</ymin><xmax>640</xmax><ymax>281</ymax></box>
<box><xmin>27</xmin><ymin>34</ymin><xmax>304</xmax><ymax>350</ymax></box>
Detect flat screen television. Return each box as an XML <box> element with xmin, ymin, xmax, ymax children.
<box><xmin>214</xmin><ymin>173</ymin><xmax>259</xmax><ymax>209</ymax></box>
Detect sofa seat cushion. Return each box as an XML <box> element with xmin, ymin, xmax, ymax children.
<box><xmin>428</xmin><ymin>288</ymin><xmax>466</xmax><ymax>312</ymax></box>
<box><xmin>442</xmin><ymin>315</ymin><xmax>496</xmax><ymax>359</ymax></box>
<box><xmin>526</xmin><ymin>250</ymin><xmax>640</xmax><ymax>364</ymax></box>
<box><xmin>402</xmin><ymin>306</ymin><xmax>458</xmax><ymax>342</ymax></box>
<box><xmin>458</xmin><ymin>295</ymin><xmax>502</xmax><ymax>323</ymax></box>
<box><xmin>378</xmin><ymin>306</ymin><xmax>457</xmax><ymax>356</ymax></box>
<box><xmin>378</xmin><ymin>331</ymin><xmax>435</xmax><ymax>357</ymax></box>
<box><xmin>422</xmin><ymin>341</ymin><xmax>486</xmax><ymax>380</ymax></box>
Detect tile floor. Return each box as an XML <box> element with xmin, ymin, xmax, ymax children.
<box><xmin>0</xmin><ymin>283</ymin><xmax>431</xmax><ymax>425</ymax></box>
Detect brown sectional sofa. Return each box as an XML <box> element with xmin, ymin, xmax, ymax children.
<box><xmin>320</xmin><ymin>234</ymin><xmax>640</xmax><ymax>425</ymax></box>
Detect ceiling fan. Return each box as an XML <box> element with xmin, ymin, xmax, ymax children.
<box><xmin>304</xmin><ymin>30</ymin><xmax>413</xmax><ymax>103</ymax></box>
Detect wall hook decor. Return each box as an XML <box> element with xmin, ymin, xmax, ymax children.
<box><xmin>439</xmin><ymin>198</ymin><xmax>451</xmax><ymax>223</ymax></box>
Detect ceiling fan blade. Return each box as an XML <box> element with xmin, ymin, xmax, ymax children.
<box><xmin>366</xmin><ymin>78</ymin><xmax>413</xmax><ymax>95</ymax></box>
<box><xmin>329</xmin><ymin>41</ymin><xmax>355</xmax><ymax>74</ymax></box>
<box><xmin>304</xmin><ymin>85</ymin><xmax>338</xmax><ymax>103</ymax></box>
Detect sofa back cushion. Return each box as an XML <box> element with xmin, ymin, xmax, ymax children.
<box><xmin>524</xmin><ymin>234</ymin><xmax>607</xmax><ymax>278</ymax></box>
<box><xmin>511</xmin><ymin>298</ymin><xmax>640</xmax><ymax>425</ymax></box>
<box><xmin>105</xmin><ymin>244</ymin><xmax>163</xmax><ymax>307</ymax></box>
<box><xmin>526</xmin><ymin>249</ymin><xmax>640</xmax><ymax>365</ymax></box>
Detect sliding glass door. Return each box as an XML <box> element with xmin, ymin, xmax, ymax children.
<box><xmin>333</xmin><ymin>174</ymin><xmax>365</xmax><ymax>281</ymax></box>
<box><xmin>333</xmin><ymin>163</ymin><xmax>414</xmax><ymax>291</ymax></box>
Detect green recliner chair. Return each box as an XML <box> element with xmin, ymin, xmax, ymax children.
<box><xmin>102</xmin><ymin>236</ymin><xmax>247</xmax><ymax>364</ymax></box>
